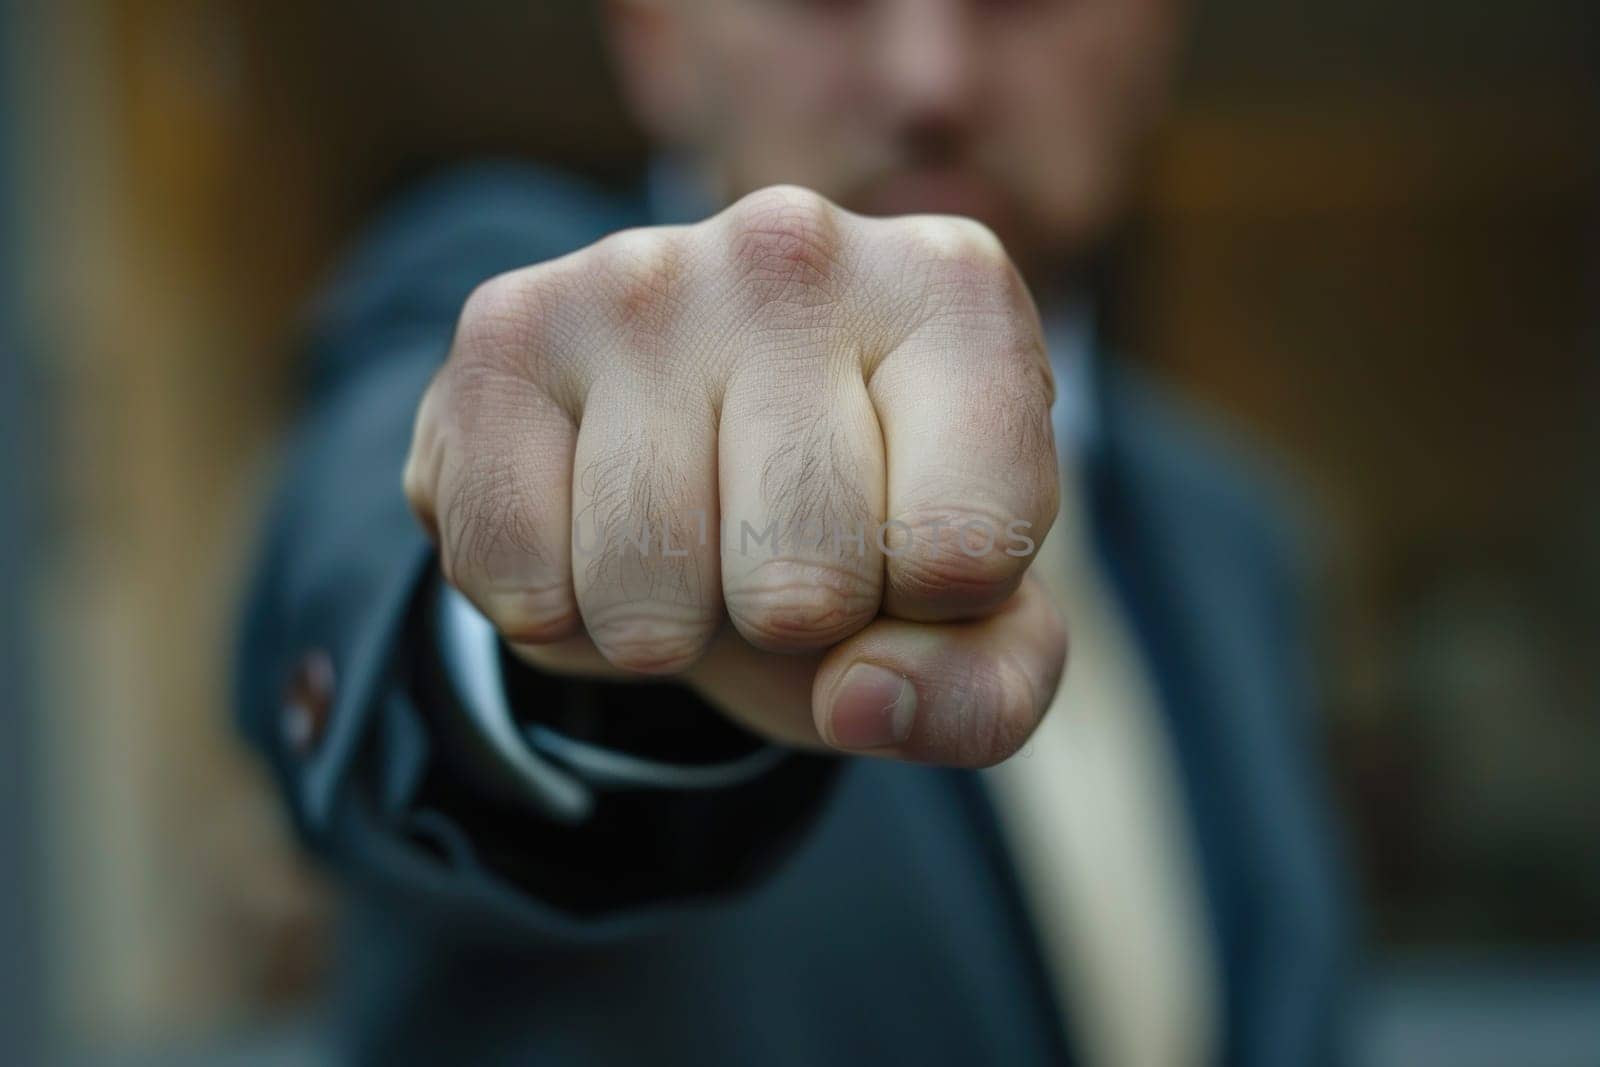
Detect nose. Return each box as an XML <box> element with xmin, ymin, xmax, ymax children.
<box><xmin>878</xmin><ymin>0</ymin><xmax>980</xmax><ymax>129</ymax></box>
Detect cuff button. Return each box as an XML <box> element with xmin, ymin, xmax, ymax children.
<box><xmin>281</xmin><ymin>649</ymin><xmax>336</xmax><ymax>757</ymax></box>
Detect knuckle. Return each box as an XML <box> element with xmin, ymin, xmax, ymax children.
<box><xmin>896</xmin><ymin>216</ymin><xmax>1028</xmax><ymax>328</ymax></box>
<box><xmin>721</xmin><ymin>185</ymin><xmax>844</xmax><ymax>296</ymax></box>
<box><xmin>454</xmin><ymin>266</ymin><xmax>586</xmax><ymax>393</ymax></box>
<box><xmin>456</xmin><ymin>268</ymin><xmax>541</xmax><ymax>364</ymax></box>
<box><xmin>436</xmin><ymin>317</ymin><xmax>578</xmax><ymax>445</ymax></box>
<box><xmin>904</xmin><ymin>214</ymin><xmax>1009</xmax><ymax>274</ymax></box>
<box><xmin>724</xmin><ymin>559</ymin><xmax>880</xmax><ymax>650</ymax></box>
<box><xmin>592</xmin><ymin>227</ymin><xmax>688</xmax><ymax>332</ymax></box>
<box><xmin>584</xmin><ymin>603</ymin><xmax>715</xmax><ymax>674</ymax></box>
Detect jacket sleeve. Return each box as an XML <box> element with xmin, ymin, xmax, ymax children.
<box><xmin>233</xmin><ymin>165</ymin><xmax>838</xmax><ymax>937</ymax></box>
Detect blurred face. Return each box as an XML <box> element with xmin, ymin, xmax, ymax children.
<box><xmin>611</xmin><ymin>0</ymin><xmax>1186</xmax><ymax>278</ymax></box>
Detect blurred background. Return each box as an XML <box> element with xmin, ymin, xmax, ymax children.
<box><xmin>2</xmin><ymin>0</ymin><xmax>1596</xmax><ymax>1063</ymax></box>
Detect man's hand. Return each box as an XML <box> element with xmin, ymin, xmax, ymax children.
<box><xmin>404</xmin><ymin>186</ymin><xmax>1065</xmax><ymax>767</ymax></box>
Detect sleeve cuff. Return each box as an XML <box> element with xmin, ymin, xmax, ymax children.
<box><xmin>433</xmin><ymin>580</ymin><xmax>787</xmax><ymax>811</ymax></box>
<box><xmin>434</xmin><ymin>579</ymin><xmax>594</xmax><ymax>823</ymax></box>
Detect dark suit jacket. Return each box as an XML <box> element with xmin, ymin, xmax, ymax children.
<box><xmin>236</xmin><ymin>163</ymin><xmax>1352</xmax><ymax>1066</ymax></box>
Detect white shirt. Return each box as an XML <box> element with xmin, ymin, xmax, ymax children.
<box><xmin>983</xmin><ymin>310</ymin><xmax>1219</xmax><ymax>1067</ymax></box>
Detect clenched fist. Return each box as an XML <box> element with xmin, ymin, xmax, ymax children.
<box><xmin>405</xmin><ymin>186</ymin><xmax>1066</xmax><ymax>767</ymax></box>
